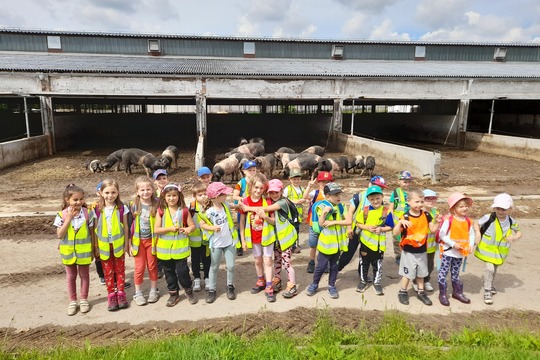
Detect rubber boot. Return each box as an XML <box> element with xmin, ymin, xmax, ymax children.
<box><xmin>451</xmin><ymin>280</ymin><xmax>471</xmax><ymax>304</ymax></box>
<box><xmin>438</xmin><ymin>282</ymin><xmax>450</xmax><ymax>306</ymax></box>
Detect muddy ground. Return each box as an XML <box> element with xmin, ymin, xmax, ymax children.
<box><xmin>0</xmin><ymin>146</ymin><xmax>539</xmax><ymax>351</ymax></box>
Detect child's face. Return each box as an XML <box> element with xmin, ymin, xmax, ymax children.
<box><xmin>155</xmin><ymin>175</ymin><xmax>168</xmax><ymax>189</ymax></box>
<box><xmin>423</xmin><ymin>196</ymin><xmax>437</xmax><ymax>209</ymax></box>
<box><xmin>251</xmin><ymin>181</ymin><xmax>265</xmax><ymax>198</ymax></box>
<box><xmin>243</xmin><ymin>167</ymin><xmax>257</xmax><ymax>178</ymax></box>
<box><xmin>267</xmin><ymin>191</ymin><xmax>281</xmax><ymax>202</ymax></box>
<box><xmin>367</xmin><ymin>193</ymin><xmax>383</xmax><ymax>208</ymax></box>
<box><xmin>212</xmin><ymin>193</ymin><xmax>227</xmax><ymax>203</ymax></box>
<box><xmin>165</xmin><ymin>191</ymin><xmax>179</xmax><ymax>207</ymax></box>
<box><xmin>407</xmin><ymin>193</ymin><xmax>424</xmax><ymax>212</ymax></box>
<box><xmin>101</xmin><ymin>185</ymin><xmax>119</xmax><ymax>205</ymax></box>
<box><xmin>195</xmin><ymin>191</ymin><xmax>208</xmax><ymax>205</ymax></box>
<box><xmin>68</xmin><ymin>192</ymin><xmax>85</xmax><ymax>211</ymax></box>
<box><xmin>289</xmin><ymin>177</ymin><xmax>301</xmax><ymax>186</ymax></box>
<box><xmin>494</xmin><ymin>207</ymin><xmax>511</xmax><ymax>219</ymax></box>
<box><xmin>318</xmin><ymin>180</ymin><xmax>330</xmax><ymax>189</ymax></box>
<box><xmin>137</xmin><ymin>183</ymin><xmax>154</xmax><ymax>202</ymax></box>
<box><xmin>398</xmin><ymin>179</ymin><xmax>412</xmax><ymax>189</ymax></box>
<box><xmin>326</xmin><ymin>193</ymin><xmax>341</xmax><ymax>205</ymax></box>
<box><xmin>453</xmin><ymin>199</ymin><xmax>469</xmax><ymax>217</ymax></box>
<box><xmin>198</xmin><ymin>174</ymin><xmax>212</xmax><ymax>185</ymax></box>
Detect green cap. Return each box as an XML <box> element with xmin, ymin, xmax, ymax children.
<box><xmin>365</xmin><ymin>185</ymin><xmax>383</xmax><ymax>197</ymax></box>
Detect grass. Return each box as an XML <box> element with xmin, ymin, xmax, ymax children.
<box><xmin>2</xmin><ymin>309</ymin><xmax>540</xmax><ymax>360</ymax></box>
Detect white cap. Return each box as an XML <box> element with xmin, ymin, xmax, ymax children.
<box><xmin>492</xmin><ymin>193</ymin><xmax>513</xmax><ymax>210</ymax></box>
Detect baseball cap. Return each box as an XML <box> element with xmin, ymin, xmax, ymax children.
<box><xmin>423</xmin><ymin>189</ymin><xmax>438</xmax><ymax>198</ymax></box>
<box><xmin>197</xmin><ymin>166</ymin><xmax>212</xmax><ymax>177</ymax></box>
<box><xmin>206</xmin><ymin>182</ymin><xmax>232</xmax><ymax>198</ymax></box>
<box><xmin>243</xmin><ymin>160</ymin><xmax>257</xmax><ymax>170</ymax></box>
<box><xmin>96</xmin><ymin>182</ymin><xmax>103</xmax><ymax>192</ymax></box>
<box><xmin>288</xmin><ymin>168</ymin><xmax>303</xmax><ymax>179</ymax></box>
<box><xmin>317</xmin><ymin>171</ymin><xmax>333</xmax><ymax>182</ymax></box>
<box><xmin>447</xmin><ymin>192</ymin><xmax>473</xmax><ymax>209</ymax></box>
<box><xmin>370</xmin><ymin>175</ymin><xmax>387</xmax><ymax>188</ymax></box>
<box><xmin>153</xmin><ymin>169</ymin><xmax>168</xmax><ymax>180</ymax></box>
<box><xmin>492</xmin><ymin>193</ymin><xmax>513</xmax><ymax>209</ymax></box>
<box><xmin>365</xmin><ymin>185</ymin><xmax>383</xmax><ymax>197</ymax></box>
<box><xmin>398</xmin><ymin>170</ymin><xmax>413</xmax><ymax>180</ymax></box>
<box><xmin>323</xmin><ymin>182</ymin><xmax>342</xmax><ymax>195</ymax></box>
<box><xmin>267</xmin><ymin>179</ymin><xmax>284</xmax><ymax>193</ymax></box>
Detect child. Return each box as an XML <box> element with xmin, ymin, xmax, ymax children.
<box><xmin>199</xmin><ymin>182</ymin><xmax>238</xmax><ymax>303</ymax></box>
<box><xmin>238</xmin><ymin>173</ymin><xmax>277</xmax><ymax>302</ymax></box>
<box><xmin>303</xmin><ymin>171</ymin><xmax>333</xmax><ymax>273</ymax></box>
<box><xmin>94</xmin><ymin>179</ymin><xmax>131</xmax><ymax>311</ymax></box>
<box><xmin>153</xmin><ymin>169</ymin><xmax>169</xmax><ymax>198</ymax></box>
<box><xmin>154</xmin><ymin>183</ymin><xmax>198</xmax><ymax>306</ymax></box>
<box><xmin>233</xmin><ymin>160</ymin><xmax>258</xmax><ymax>256</ymax></box>
<box><xmin>474</xmin><ymin>193</ymin><xmax>522</xmax><ymax>305</ymax></box>
<box><xmin>306</xmin><ymin>182</ymin><xmax>351</xmax><ymax>299</ymax></box>
<box><xmin>437</xmin><ymin>192</ymin><xmax>475</xmax><ymax>306</ymax></box>
<box><xmin>243</xmin><ymin>179</ymin><xmax>299</xmax><ymax>298</ymax></box>
<box><xmin>189</xmin><ymin>182</ymin><xmax>211</xmax><ymax>292</ymax></box>
<box><xmin>197</xmin><ymin>166</ymin><xmax>213</xmax><ymax>186</ymax></box>
<box><xmin>283</xmin><ymin>168</ymin><xmax>306</xmax><ymax>253</ymax></box>
<box><xmin>130</xmin><ymin>176</ymin><xmax>160</xmax><ymax>306</ymax></box>
<box><xmin>353</xmin><ymin>185</ymin><xmax>394</xmax><ymax>295</ymax></box>
<box><xmin>389</xmin><ymin>170</ymin><xmax>413</xmax><ymax>265</ymax></box>
<box><xmin>54</xmin><ymin>184</ymin><xmax>95</xmax><ymax>315</ymax></box>
<box><xmin>417</xmin><ymin>189</ymin><xmax>439</xmax><ymax>292</ymax></box>
<box><xmin>393</xmin><ymin>188</ymin><xmax>440</xmax><ymax>306</ymax></box>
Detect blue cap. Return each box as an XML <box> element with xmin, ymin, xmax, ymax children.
<box><xmin>96</xmin><ymin>182</ymin><xmax>103</xmax><ymax>191</ymax></box>
<box><xmin>398</xmin><ymin>170</ymin><xmax>413</xmax><ymax>180</ymax></box>
<box><xmin>197</xmin><ymin>166</ymin><xmax>212</xmax><ymax>177</ymax></box>
<box><xmin>423</xmin><ymin>189</ymin><xmax>438</xmax><ymax>197</ymax></box>
<box><xmin>243</xmin><ymin>160</ymin><xmax>257</xmax><ymax>170</ymax></box>
<box><xmin>153</xmin><ymin>169</ymin><xmax>168</xmax><ymax>180</ymax></box>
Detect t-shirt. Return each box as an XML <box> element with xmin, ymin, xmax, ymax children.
<box><xmin>240</xmin><ymin>196</ymin><xmax>272</xmax><ymax>244</ymax></box>
<box><xmin>205</xmin><ymin>206</ymin><xmax>233</xmax><ymax>248</ymax></box>
<box><xmin>53</xmin><ymin>208</ymin><xmax>95</xmax><ymax>231</ymax></box>
<box><xmin>139</xmin><ymin>204</ymin><xmax>152</xmax><ymax>239</ymax></box>
<box><xmin>399</xmin><ymin>211</ymin><xmax>432</xmax><ymax>253</ymax></box>
<box><xmin>274</xmin><ymin>198</ymin><xmax>290</xmax><ymax>222</ymax></box>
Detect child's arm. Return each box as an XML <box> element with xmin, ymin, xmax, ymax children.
<box><xmin>56</xmin><ymin>208</ymin><xmax>77</xmax><ymax>239</ymax></box>
<box><xmin>428</xmin><ymin>214</ymin><xmax>441</xmax><ymax>233</ymax></box>
<box><xmin>302</xmin><ymin>179</ymin><xmax>317</xmax><ymax>200</ymax></box>
<box><xmin>256</xmin><ymin>208</ymin><xmax>275</xmax><ymax>225</ymax></box>
<box><xmin>180</xmin><ymin>211</ymin><xmax>196</xmax><ymax>235</ymax></box>
<box><xmin>239</xmin><ymin>213</ymin><xmax>248</xmax><ymax>251</ymax></box>
<box><xmin>473</xmin><ymin>221</ymin><xmax>482</xmax><ymax>245</ymax></box>
<box><xmin>122</xmin><ymin>211</ymin><xmax>131</xmax><ymax>256</ymax></box>
<box><xmin>346</xmin><ymin>203</ymin><xmax>356</xmax><ymax>238</ymax></box>
<box><xmin>393</xmin><ymin>217</ymin><xmax>411</xmax><ymax>237</ymax></box>
<box><xmin>243</xmin><ymin>202</ymin><xmax>281</xmax><ymax>213</ymax></box>
<box><xmin>507</xmin><ymin>230</ymin><xmax>523</xmax><ymax>243</ymax></box>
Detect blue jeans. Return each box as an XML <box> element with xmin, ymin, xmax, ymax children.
<box><xmin>208</xmin><ymin>244</ymin><xmax>236</xmax><ymax>291</ymax></box>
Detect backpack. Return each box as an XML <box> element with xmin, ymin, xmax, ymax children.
<box><xmin>361</xmin><ymin>205</ymin><xmax>389</xmax><ymax>226</ymax></box>
<box><xmin>479</xmin><ymin>212</ymin><xmax>513</xmax><ymax>237</ymax></box>
<box><xmin>311</xmin><ymin>200</ymin><xmax>344</xmax><ymax>234</ymax></box>
<box><xmin>277</xmin><ymin>198</ymin><xmax>300</xmax><ymax>225</ymax></box>
<box><xmin>436</xmin><ymin>214</ymin><xmax>471</xmax><ymax>243</ymax></box>
<box><xmin>94</xmin><ymin>202</ymin><xmax>133</xmax><ymax>237</ymax></box>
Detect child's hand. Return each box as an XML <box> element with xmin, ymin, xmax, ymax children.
<box><xmin>506</xmin><ymin>235</ymin><xmax>516</xmax><ymax>243</ymax></box>
<box><xmin>179</xmin><ymin>227</ymin><xmax>189</xmax><ymax>234</ymax></box>
<box><xmin>322</xmin><ymin>220</ymin><xmax>334</xmax><ymax>227</ymax></box>
<box><xmin>435</xmin><ymin>214</ymin><xmax>443</xmax><ymax>223</ymax></box>
<box><xmin>256</xmin><ymin>208</ymin><xmax>266</xmax><ymax>219</ymax></box>
<box><xmin>400</xmin><ymin>219</ymin><xmax>412</xmax><ymax>228</ymax></box>
<box><xmin>366</xmin><ymin>225</ymin><xmax>378</xmax><ymax>232</ymax></box>
<box><xmin>242</xmin><ymin>242</ymin><xmax>247</xmax><ymax>251</ymax></box>
<box><xmin>347</xmin><ymin>226</ymin><xmax>354</xmax><ymax>238</ymax></box>
<box><xmin>308</xmin><ymin>179</ymin><xmax>317</xmax><ymax>188</ymax></box>
<box><xmin>213</xmin><ymin>225</ymin><xmax>222</xmax><ymax>232</ymax></box>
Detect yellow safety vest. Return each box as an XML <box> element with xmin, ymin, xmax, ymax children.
<box><xmin>244</xmin><ymin>198</ymin><xmax>276</xmax><ymax>248</ymax></box>
<box><xmin>357</xmin><ymin>206</ymin><xmax>388</xmax><ymax>253</ymax></box>
<box><xmin>58</xmin><ymin>209</ymin><xmax>93</xmax><ymax>265</ymax></box>
<box><xmin>156</xmin><ymin>207</ymin><xmax>190</xmax><ymax>260</ymax></box>
<box><xmin>131</xmin><ymin>205</ymin><xmax>157</xmax><ymax>256</ymax></box>
<box><xmin>285</xmin><ymin>185</ymin><xmax>304</xmax><ymax>222</ymax></box>
<box><xmin>274</xmin><ymin>200</ymin><xmax>298</xmax><ymax>251</ymax></box>
<box><xmin>474</xmin><ymin>217</ymin><xmax>513</xmax><ymax>265</ymax></box>
<box><xmin>426</xmin><ymin>208</ymin><xmax>439</xmax><ymax>254</ymax></box>
<box><xmin>317</xmin><ymin>205</ymin><xmax>348</xmax><ymax>255</ymax></box>
<box><xmin>95</xmin><ymin>206</ymin><xmax>125</xmax><ymax>260</ymax></box>
<box><xmin>392</xmin><ymin>188</ymin><xmax>407</xmax><ymax>219</ymax></box>
<box><xmin>200</xmin><ymin>203</ymin><xmax>239</xmax><ymax>247</ymax></box>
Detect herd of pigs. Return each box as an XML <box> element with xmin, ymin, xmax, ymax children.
<box><xmin>86</xmin><ymin>137</ymin><xmax>375</xmax><ymax>181</ymax></box>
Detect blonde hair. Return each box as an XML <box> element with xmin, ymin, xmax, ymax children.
<box><xmin>97</xmin><ymin>179</ymin><xmax>123</xmax><ymax>210</ymax></box>
<box><xmin>248</xmin><ymin>173</ymin><xmax>268</xmax><ymax>194</ymax></box>
<box><xmin>132</xmin><ymin>176</ymin><xmax>158</xmax><ymax>217</ymax></box>
<box><xmin>407</xmin><ymin>188</ymin><xmax>424</xmax><ymax>200</ymax></box>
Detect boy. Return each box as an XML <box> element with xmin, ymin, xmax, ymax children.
<box><xmin>232</xmin><ymin>160</ymin><xmax>258</xmax><ymax>256</ymax></box>
<box><xmin>416</xmin><ymin>189</ymin><xmax>439</xmax><ymax>292</ymax></box>
<box><xmin>354</xmin><ymin>185</ymin><xmax>394</xmax><ymax>295</ymax></box>
<box><xmin>303</xmin><ymin>171</ymin><xmax>333</xmax><ymax>273</ymax></box>
<box><xmin>197</xmin><ymin>166</ymin><xmax>212</xmax><ymax>186</ymax></box>
<box><xmin>283</xmin><ymin>168</ymin><xmax>306</xmax><ymax>253</ymax></box>
<box><xmin>388</xmin><ymin>170</ymin><xmax>413</xmax><ymax>265</ymax></box>
<box><xmin>306</xmin><ymin>182</ymin><xmax>351</xmax><ymax>299</ymax></box>
<box><xmin>393</xmin><ymin>188</ymin><xmax>440</xmax><ymax>306</ymax></box>
<box><xmin>189</xmin><ymin>182</ymin><xmax>211</xmax><ymax>292</ymax></box>
<box><xmin>153</xmin><ymin>169</ymin><xmax>169</xmax><ymax>198</ymax></box>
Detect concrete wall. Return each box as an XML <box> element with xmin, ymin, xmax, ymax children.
<box><xmin>0</xmin><ymin>135</ymin><xmax>50</xmax><ymax>170</ymax></box>
<box><xmin>464</xmin><ymin>132</ymin><xmax>540</xmax><ymax>162</ymax></box>
<box><xmin>335</xmin><ymin>132</ymin><xmax>442</xmax><ymax>183</ymax></box>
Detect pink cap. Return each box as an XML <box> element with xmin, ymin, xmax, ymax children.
<box><xmin>206</xmin><ymin>182</ymin><xmax>232</xmax><ymax>198</ymax></box>
<box><xmin>447</xmin><ymin>192</ymin><xmax>473</xmax><ymax>209</ymax></box>
<box><xmin>267</xmin><ymin>179</ymin><xmax>284</xmax><ymax>193</ymax></box>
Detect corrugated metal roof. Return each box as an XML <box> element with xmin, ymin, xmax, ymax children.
<box><xmin>1</xmin><ymin>52</ymin><xmax>540</xmax><ymax>78</ymax></box>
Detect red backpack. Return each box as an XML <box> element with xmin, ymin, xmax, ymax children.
<box><xmin>436</xmin><ymin>214</ymin><xmax>471</xmax><ymax>243</ymax></box>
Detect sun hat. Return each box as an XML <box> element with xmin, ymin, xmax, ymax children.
<box><xmin>206</xmin><ymin>182</ymin><xmax>232</xmax><ymax>198</ymax></box>
<box><xmin>423</xmin><ymin>189</ymin><xmax>438</xmax><ymax>198</ymax></box>
<box><xmin>153</xmin><ymin>169</ymin><xmax>168</xmax><ymax>180</ymax></box>
<box><xmin>323</xmin><ymin>182</ymin><xmax>342</xmax><ymax>195</ymax></box>
<box><xmin>370</xmin><ymin>175</ymin><xmax>387</xmax><ymax>188</ymax></box>
<box><xmin>317</xmin><ymin>171</ymin><xmax>333</xmax><ymax>182</ymax></box>
<box><xmin>365</xmin><ymin>185</ymin><xmax>383</xmax><ymax>197</ymax></box>
<box><xmin>197</xmin><ymin>166</ymin><xmax>212</xmax><ymax>177</ymax></box>
<box><xmin>163</xmin><ymin>183</ymin><xmax>182</xmax><ymax>192</ymax></box>
<box><xmin>243</xmin><ymin>160</ymin><xmax>257</xmax><ymax>170</ymax></box>
<box><xmin>267</xmin><ymin>179</ymin><xmax>284</xmax><ymax>193</ymax></box>
<box><xmin>492</xmin><ymin>193</ymin><xmax>513</xmax><ymax>209</ymax></box>
<box><xmin>447</xmin><ymin>192</ymin><xmax>473</xmax><ymax>209</ymax></box>
<box><xmin>288</xmin><ymin>168</ymin><xmax>303</xmax><ymax>179</ymax></box>
<box><xmin>398</xmin><ymin>170</ymin><xmax>413</xmax><ymax>180</ymax></box>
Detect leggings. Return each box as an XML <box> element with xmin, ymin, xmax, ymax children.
<box><xmin>133</xmin><ymin>239</ymin><xmax>158</xmax><ymax>285</ymax></box>
<box><xmin>274</xmin><ymin>246</ymin><xmax>296</xmax><ymax>284</ymax></box>
<box><xmin>359</xmin><ymin>244</ymin><xmax>383</xmax><ymax>285</ymax></box>
<box><xmin>102</xmin><ymin>253</ymin><xmax>126</xmax><ymax>294</ymax></box>
<box><xmin>483</xmin><ymin>262</ymin><xmax>499</xmax><ymax>291</ymax></box>
<box><xmin>437</xmin><ymin>255</ymin><xmax>463</xmax><ymax>286</ymax></box>
<box><xmin>65</xmin><ymin>264</ymin><xmax>90</xmax><ymax>301</ymax></box>
<box><xmin>191</xmin><ymin>245</ymin><xmax>211</xmax><ymax>280</ymax></box>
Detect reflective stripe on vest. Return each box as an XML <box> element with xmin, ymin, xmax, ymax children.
<box><xmin>131</xmin><ymin>212</ymin><xmax>156</xmax><ymax>256</ymax></box>
<box><xmin>244</xmin><ymin>198</ymin><xmax>276</xmax><ymax>248</ymax></box>
<box><xmin>156</xmin><ymin>207</ymin><xmax>190</xmax><ymax>260</ymax></box>
<box><xmin>189</xmin><ymin>202</ymin><xmax>203</xmax><ymax>247</ymax></box>
<box><xmin>426</xmin><ymin>208</ymin><xmax>439</xmax><ymax>254</ymax></box>
<box><xmin>274</xmin><ymin>202</ymin><xmax>298</xmax><ymax>251</ymax></box>
<box><xmin>393</xmin><ymin>188</ymin><xmax>407</xmax><ymax>218</ymax></box>
<box><xmin>474</xmin><ymin>218</ymin><xmax>512</xmax><ymax>265</ymax></box>
<box><xmin>200</xmin><ymin>203</ymin><xmax>239</xmax><ymax>248</ymax></box>
<box><xmin>317</xmin><ymin>205</ymin><xmax>348</xmax><ymax>255</ymax></box>
<box><xmin>350</xmin><ymin>192</ymin><xmax>367</xmax><ymax>231</ymax></box>
<box><xmin>285</xmin><ymin>185</ymin><xmax>304</xmax><ymax>221</ymax></box>
<box><xmin>358</xmin><ymin>206</ymin><xmax>387</xmax><ymax>252</ymax></box>
<box><xmin>58</xmin><ymin>210</ymin><xmax>93</xmax><ymax>265</ymax></box>
<box><xmin>95</xmin><ymin>206</ymin><xmax>125</xmax><ymax>260</ymax></box>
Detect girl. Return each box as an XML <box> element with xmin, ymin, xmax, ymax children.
<box><xmin>243</xmin><ymin>179</ymin><xmax>299</xmax><ymax>298</ymax></box>
<box><xmin>199</xmin><ymin>182</ymin><xmax>238</xmax><ymax>303</ymax></box>
<box><xmin>54</xmin><ymin>184</ymin><xmax>95</xmax><ymax>316</ymax></box>
<box><xmin>437</xmin><ymin>192</ymin><xmax>475</xmax><ymax>306</ymax></box>
<box><xmin>130</xmin><ymin>177</ymin><xmax>160</xmax><ymax>306</ymax></box>
<box><xmin>154</xmin><ymin>183</ymin><xmax>198</xmax><ymax>306</ymax></box>
<box><xmin>94</xmin><ymin>179</ymin><xmax>131</xmax><ymax>311</ymax></box>
<box><xmin>239</xmin><ymin>173</ymin><xmax>277</xmax><ymax>302</ymax></box>
<box><xmin>189</xmin><ymin>182</ymin><xmax>212</xmax><ymax>292</ymax></box>
<box><xmin>232</xmin><ymin>160</ymin><xmax>258</xmax><ymax>256</ymax></box>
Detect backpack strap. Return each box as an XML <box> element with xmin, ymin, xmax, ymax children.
<box><xmin>240</xmin><ymin>178</ymin><xmax>247</xmax><ymax>196</ymax></box>
<box><xmin>480</xmin><ymin>212</ymin><xmax>497</xmax><ymax>236</ymax></box>
<box><xmin>182</xmin><ymin>207</ymin><xmax>189</xmax><ymax>228</ymax></box>
<box><xmin>353</xmin><ymin>193</ymin><xmax>361</xmax><ymax>211</ymax></box>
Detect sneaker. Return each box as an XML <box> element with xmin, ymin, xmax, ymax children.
<box><xmin>67</xmin><ymin>301</ymin><xmax>78</xmax><ymax>316</ymax></box>
<box><xmin>158</xmin><ymin>268</ymin><xmax>164</xmax><ymax>279</ymax></box>
<box><xmin>124</xmin><ymin>281</ymin><xmax>132</xmax><ymax>289</ymax></box>
<box><xmin>107</xmin><ymin>293</ymin><xmax>119</xmax><ymax>311</ymax></box>
<box><xmin>307</xmin><ymin>259</ymin><xmax>315</xmax><ymax>273</ymax></box>
<box><xmin>484</xmin><ymin>291</ymin><xmax>493</xmax><ymax>305</ymax></box>
<box><xmin>204</xmin><ymin>278</ymin><xmax>210</xmax><ymax>291</ymax></box>
<box><xmin>227</xmin><ymin>285</ymin><xmax>237</xmax><ymax>300</ymax></box>
<box><xmin>424</xmin><ymin>282</ymin><xmax>434</xmax><ymax>292</ymax></box>
<box><xmin>166</xmin><ymin>292</ymin><xmax>180</xmax><ymax>307</ymax></box>
<box><xmin>147</xmin><ymin>289</ymin><xmax>160</xmax><ymax>303</ymax></box>
<box><xmin>398</xmin><ymin>290</ymin><xmax>409</xmax><ymax>305</ymax></box>
<box><xmin>490</xmin><ymin>287</ymin><xmax>497</xmax><ymax>295</ymax></box>
<box><xmin>356</xmin><ymin>281</ymin><xmax>368</xmax><ymax>293</ymax></box>
<box><xmin>265</xmin><ymin>287</ymin><xmax>276</xmax><ymax>303</ymax></box>
<box><xmin>395</xmin><ymin>257</ymin><xmax>401</xmax><ymax>265</ymax></box>
<box><xmin>282</xmin><ymin>283</ymin><xmax>298</xmax><ymax>298</ymax></box>
<box><xmin>292</xmin><ymin>246</ymin><xmax>301</xmax><ymax>254</ymax></box>
<box><xmin>133</xmin><ymin>292</ymin><xmax>147</xmax><ymax>306</ymax></box>
<box><xmin>306</xmin><ymin>283</ymin><xmax>318</xmax><ymax>296</ymax></box>
<box><xmin>193</xmin><ymin>278</ymin><xmax>202</xmax><ymax>292</ymax></box>
<box><xmin>185</xmin><ymin>288</ymin><xmax>198</xmax><ymax>305</ymax></box>
<box><xmin>373</xmin><ymin>284</ymin><xmax>384</xmax><ymax>296</ymax></box>
<box><xmin>80</xmin><ymin>299</ymin><xmax>90</xmax><ymax>313</ymax></box>
<box><xmin>100</xmin><ymin>277</ymin><xmax>106</xmax><ymax>285</ymax></box>
<box><xmin>117</xmin><ymin>291</ymin><xmax>129</xmax><ymax>309</ymax></box>
<box><xmin>328</xmin><ymin>286</ymin><xmax>339</xmax><ymax>299</ymax></box>
<box><xmin>417</xmin><ymin>292</ymin><xmax>433</xmax><ymax>306</ymax></box>
<box><xmin>251</xmin><ymin>278</ymin><xmax>266</xmax><ymax>294</ymax></box>
<box><xmin>206</xmin><ymin>290</ymin><xmax>217</xmax><ymax>304</ymax></box>
<box><xmin>236</xmin><ymin>247</ymin><xmax>244</xmax><ymax>256</ymax></box>
<box><xmin>272</xmin><ymin>277</ymin><xmax>282</xmax><ymax>292</ymax></box>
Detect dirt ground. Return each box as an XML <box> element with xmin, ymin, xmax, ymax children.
<box><xmin>0</xmin><ymin>146</ymin><xmax>539</xmax><ymax>351</ymax></box>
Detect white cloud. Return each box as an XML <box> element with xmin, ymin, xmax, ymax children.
<box><xmin>415</xmin><ymin>0</ymin><xmax>467</xmax><ymax>29</ymax></box>
<box><xmin>248</xmin><ymin>0</ymin><xmax>292</xmax><ymax>22</ymax></box>
<box><xmin>89</xmin><ymin>0</ymin><xmax>139</xmax><ymax>14</ymax></box>
<box><xmin>465</xmin><ymin>11</ymin><xmax>480</xmax><ymax>26</ymax></box>
<box><xmin>370</xmin><ymin>19</ymin><xmax>411</xmax><ymax>40</ymax></box>
<box><xmin>334</xmin><ymin>0</ymin><xmax>398</xmax><ymax>14</ymax></box>
<box><xmin>299</xmin><ymin>24</ymin><xmax>317</xmax><ymax>38</ymax></box>
<box><xmin>341</xmin><ymin>12</ymin><xmax>370</xmax><ymax>38</ymax></box>
<box><xmin>236</xmin><ymin>15</ymin><xmax>260</xmax><ymax>36</ymax></box>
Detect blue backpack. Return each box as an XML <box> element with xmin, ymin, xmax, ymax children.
<box><xmin>311</xmin><ymin>200</ymin><xmax>344</xmax><ymax>234</ymax></box>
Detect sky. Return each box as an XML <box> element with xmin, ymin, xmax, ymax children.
<box><xmin>2</xmin><ymin>0</ymin><xmax>540</xmax><ymax>43</ymax></box>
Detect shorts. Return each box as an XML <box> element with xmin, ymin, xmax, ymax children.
<box><xmin>251</xmin><ymin>242</ymin><xmax>274</xmax><ymax>257</ymax></box>
<box><xmin>399</xmin><ymin>251</ymin><xmax>428</xmax><ymax>280</ymax></box>
<box><xmin>307</xmin><ymin>227</ymin><xmax>320</xmax><ymax>248</ymax></box>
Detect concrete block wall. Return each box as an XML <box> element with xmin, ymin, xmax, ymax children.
<box><xmin>465</xmin><ymin>132</ymin><xmax>540</xmax><ymax>162</ymax></box>
<box><xmin>0</xmin><ymin>135</ymin><xmax>50</xmax><ymax>170</ymax></box>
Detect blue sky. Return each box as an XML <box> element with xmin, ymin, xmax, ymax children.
<box><xmin>2</xmin><ymin>0</ymin><xmax>540</xmax><ymax>42</ymax></box>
